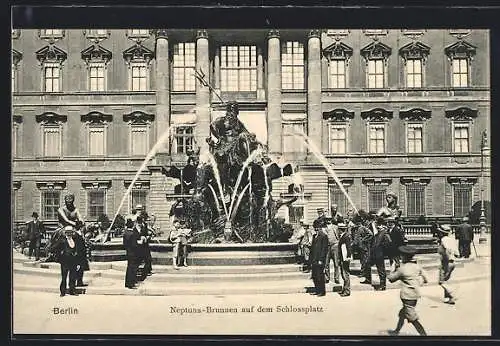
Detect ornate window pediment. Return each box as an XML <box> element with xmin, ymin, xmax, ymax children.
<box><xmin>361</xmin><ymin>41</ymin><xmax>392</xmax><ymax>61</ymax></box>
<box><xmin>35</xmin><ymin>45</ymin><xmax>67</xmax><ymax>65</ymax></box>
<box><xmin>323</xmin><ymin>41</ymin><xmax>353</xmax><ymax>61</ymax></box>
<box><xmin>447</xmin><ymin>177</ymin><xmax>477</xmax><ymax>185</ymax></box>
<box><xmin>400</xmin><ymin>177</ymin><xmax>431</xmax><ymax>185</ymax></box>
<box><xmin>123</xmin><ymin>43</ymin><xmax>154</xmax><ymax>65</ymax></box>
<box><xmin>35</xmin><ymin>112</ymin><xmax>67</xmax><ymax>124</ymax></box>
<box><xmin>362</xmin><ymin>177</ymin><xmax>392</xmax><ymax>186</ymax></box>
<box><xmin>399</xmin><ymin>108</ymin><xmax>432</xmax><ymax>121</ymax></box>
<box><xmin>12</xmin><ymin>49</ymin><xmax>23</xmax><ymax>66</ymax></box>
<box><xmin>82</xmin><ymin>180</ymin><xmax>112</xmax><ymax>190</ymax></box>
<box><xmin>36</xmin><ymin>181</ymin><xmax>66</xmax><ymax>190</ymax></box>
<box><xmin>124</xmin><ymin>180</ymin><xmax>151</xmax><ymax>189</ymax></box>
<box><xmin>81</xmin><ymin>111</ymin><xmax>113</xmax><ymax>124</ymax></box>
<box><xmin>123</xmin><ymin>111</ymin><xmax>155</xmax><ymax>124</ymax></box>
<box><xmin>81</xmin><ymin>44</ymin><xmax>112</xmax><ymax>64</ymax></box>
<box><xmin>323</xmin><ymin>108</ymin><xmax>355</xmax><ymax>122</ymax></box>
<box><xmin>445</xmin><ymin>107</ymin><xmax>478</xmax><ymax>121</ymax></box>
<box><xmin>399</xmin><ymin>41</ymin><xmax>430</xmax><ymax>62</ymax></box>
<box><xmin>361</xmin><ymin>108</ymin><xmax>393</xmax><ymax>122</ymax></box>
<box><xmin>445</xmin><ymin>40</ymin><xmax>476</xmax><ymax>61</ymax></box>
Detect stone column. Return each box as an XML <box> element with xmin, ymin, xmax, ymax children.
<box><xmin>196</xmin><ymin>30</ymin><xmax>210</xmax><ymax>147</ymax></box>
<box><xmin>155</xmin><ymin>29</ymin><xmax>171</xmax><ymax>163</ymax></box>
<box><xmin>257</xmin><ymin>46</ymin><xmax>265</xmax><ymax>100</ymax></box>
<box><xmin>267</xmin><ymin>30</ymin><xmax>282</xmax><ymax>155</ymax></box>
<box><xmin>308</xmin><ymin>30</ymin><xmax>322</xmax><ymax>153</ymax></box>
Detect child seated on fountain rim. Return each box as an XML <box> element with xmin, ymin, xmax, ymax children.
<box><xmin>169</xmin><ymin>220</ymin><xmax>192</xmax><ymax>269</ymax></box>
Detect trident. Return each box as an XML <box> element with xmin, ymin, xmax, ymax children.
<box><xmin>194</xmin><ymin>68</ymin><xmax>226</xmax><ymax>104</ymax></box>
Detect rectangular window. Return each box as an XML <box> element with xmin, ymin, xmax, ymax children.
<box><xmin>407</xmin><ymin>123</ymin><xmax>423</xmax><ymax>153</ymax></box>
<box><xmin>131</xmin><ymin>63</ymin><xmax>148</xmax><ymax>91</ymax></box>
<box><xmin>42</xmin><ymin>190</ymin><xmax>60</xmax><ymax>220</ymax></box>
<box><xmin>131</xmin><ymin>190</ymin><xmax>148</xmax><ymax>212</ymax></box>
<box><xmin>131</xmin><ymin>125</ymin><xmax>148</xmax><ymax>156</ymax></box>
<box><xmin>88</xmin><ymin>190</ymin><xmax>106</xmax><ymax>219</ymax></box>
<box><xmin>367</xmin><ymin>59</ymin><xmax>384</xmax><ymax>88</ymax></box>
<box><xmin>88</xmin><ymin>126</ymin><xmax>105</xmax><ymax>156</ymax></box>
<box><xmin>329</xmin><ymin>184</ymin><xmax>348</xmax><ymax>216</ymax></box>
<box><xmin>173</xmin><ymin>42</ymin><xmax>196</xmax><ymax>91</ymax></box>
<box><xmin>329</xmin><ymin>124</ymin><xmax>347</xmax><ymax>154</ymax></box>
<box><xmin>281</xmin><ymin>41</ymin><xmax>304</xmax><ymax>90</ymax></box>
<box><xmin>453</xmin><ymin>123</ymin><xmax>469</xmax><ymax>153</ymax></box>
<box><xmin>89</xmin><ymin>63</ymin><xmax>105</xmax><ymax>91</ymax></box>
<box><xmin>406</xmin><ymin>59</ymin><xmax>422</xmax><ymax>88</ymax></box>
<box><xmin>220</xmin><ymin>45</ymin><xmax>257</xmax><ymax>91</ymax></box>
<box><xmin>453</xmin><ymin>184</ymin><xmax>472</xmax><ymax>218</ymax></box>
<box><xmin>43</xmin><ymin>126</ymin><xmax>62</xmax><ymax>157</ymax></box>
<box><xmin>452</xmin><ymin>58</ymin><xmax>469</xmax><ymax>87</ymax></box>
<box><xmin>44</xmin><ymin>64</ymin><xmax>60</xmax><ymax>92</ymax></box>
<box><xmin>282</xmin><ymin>122</ymin><xmax>306</xmax><ymax>153</ymax></box>
<box><xmin>369</xmin><ymin>124</ymin><xmax>385</xmax><ymax>153</ymax></box>
<box><xmin>406</xmin><ymin>183</ymin><xmax>425</xmax><ymax>217</ymax></box>
<box><xmin>173</xmin><ymin>126</ymin><xmax>194</xmax><ymax>154</ymax></box>
<box><xmin>329</xmin><ymin>60</ymin><xmax>346</xmax><ymax>88</ymax></box>
<box><xmin>368</xmin><ymin>185</ymin><xmax>387</xmax><ymax>213</ymax></box>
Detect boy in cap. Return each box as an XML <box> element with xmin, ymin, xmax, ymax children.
<box><xmin>388</xmin><ymin>245</ymin><xmax>428</xmax><ymax>336</ymax></box>
<box><xmin>436</xmin><ymin>224</ymin><xmax>459</xmax><ymax>304</ymax></box>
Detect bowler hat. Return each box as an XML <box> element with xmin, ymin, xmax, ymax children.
<box><xmin>32</xmin><ymin>212</ymin><xmax>39</xmax><ymax>218</ymax></box>
<box><xmin>398</xmin><ymin>245</ymin><xmax>416</xmax><ymax>256</ymax></box>
<box><xmin>317</xmin><ymin>207</ymin><xmax>325</xmax><ymax>212</ymax></box>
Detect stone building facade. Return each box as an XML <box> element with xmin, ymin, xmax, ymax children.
<box><xmin>11</xmin><ymin>29</ymin><xmax>490</xmax><ymax>230</ymax></box>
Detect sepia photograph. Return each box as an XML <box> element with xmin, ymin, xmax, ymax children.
<box><xmin>11</xmin><ymin>19</ymin><xmax>491</xmax><ymax>336</ymax></box>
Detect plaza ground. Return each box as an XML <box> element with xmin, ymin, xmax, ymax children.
<box><xmin>13</xmin><ymin>271</ymin><xmax>490</xmax><ymax>336</ymax></box>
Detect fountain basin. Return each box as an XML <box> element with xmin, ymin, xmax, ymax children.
<box><xmin>91</xmin><ymin>241</ymin><xmax>298</xmax><ymax>266</ymax></box>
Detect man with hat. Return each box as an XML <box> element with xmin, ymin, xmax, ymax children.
<box><xmin>50</xmin><ymin>226</ymin><xmax>81</xmax><ymax>296</ymax></box>
<box><xmin>387</xmin><ymin>216</ymin><xmax>406</xmax><ymax>270</ymax></box>
<box><xmin>330</xmin><ymin>203</ymin><xmax>344</xmax><ymax>225</ymax></box>
<box><xmin>436</xmin><ymin>224</ymin><xmax>459</xmax><ymax>305</ymax></box>
<box><xmin>26</xmin><ymin>211</ymin><xmax>45</xmax><ymax>260</ymax></box>
<box><xmin>123</xmin><ymin>214</ymin><xmax>143</xmax><ymax>288</ymax></box>
<box><xmin>387</xmin><ymin>245</ymin><xmax>428</xmax><ymax>336</ymax></box>
<box><xmin>309</xmin><ymin>222</ymin><xmax>329</xmax><ymax>296</ymax></box>
<box><xmin>455</xmin><ymin>216</ymin><xmax>474</xmax><ymax>258</ymax></box>
<box><xmin>364</xmin><ymin>216</ymin><xmax>392</xmax><ymax>290</ymax></box>
<box><xmin>313</xmin><ymin>207</ymin><xmax>328</xmax><ymax>230</ymax></box>
<box><xmin>323</xmin><ymin>217</ymin><xmax>341</xmax><ymax>284</ymax></box>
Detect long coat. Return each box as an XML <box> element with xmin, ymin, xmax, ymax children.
<box><xmin>26</xmin><ymin>220</ymin><xmax>45</xmax><ymax>241</ymax></box>
<box><xmin>455</xmin><ymin>223</ymin><xmax>474</xmax><ymax>242</ymax></box>
<box><xmin>310</xmin><ymin>231</ymin><xmax>329</xmax><ymax>265</ymax></box>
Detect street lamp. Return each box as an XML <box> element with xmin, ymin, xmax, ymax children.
<box><xmin>479</xmin><ymin>130</ymin><xmax>488</xmax><ymax>244</ymax></box>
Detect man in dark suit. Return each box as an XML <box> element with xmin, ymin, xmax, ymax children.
<box><xmin>310</xmin><ymin>224</ymin><xmax>329</xmax><ymax>297</ymax></box>
<box><xmin>123</xmin><ymin>215</ymin><xmax>143</xmax><ymax>289</ymax></box>
<box><xmin>27</xmin><ymin>212</ymin><xmax>45</xmax><ymax>260</ymax></box>
<box><xmin>313</xmin><ymin>208</ymin><xmax>328</xmax><ymax>230</ymax></box>
<box><xmin>455</xmin><ymin>217</ymin><xmax>474</xmax><ymax>258</ymax></box>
